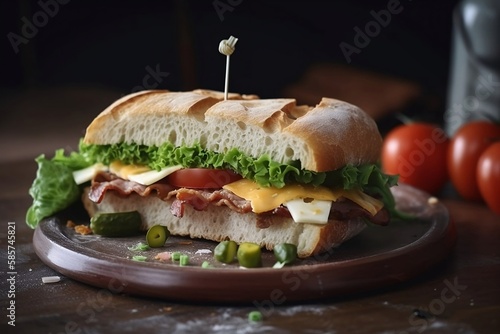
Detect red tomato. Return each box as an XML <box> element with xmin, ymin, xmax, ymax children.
<box><xmin>381</xmin><ymin>123</ymin><xmax>449</xmax><ymax>195</ymax></box>
<box><xmin>167</xmin><ymin>168</ymin><xmax>242</xmax><ymax>189</ymax></box>
<box><xmin>477</xmin><ymin>143</ymin><xmax>500</xmax><ymax>215</ymax></box>
<box><xmin>448</xmin><ymin>121</ymin><xmax>500</xmax><ymax>201</ymax></box>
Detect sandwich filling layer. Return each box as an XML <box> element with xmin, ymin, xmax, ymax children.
<box><xmin>26</xmin><ymin>141</ymin><xmax>399</xmax><ymax>228</ymax></box>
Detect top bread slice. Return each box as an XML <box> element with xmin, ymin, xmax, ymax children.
<box><xmin>83</xmin><ymin>89</ymin><xmax>382</xmax><ymax>172</ymax></box>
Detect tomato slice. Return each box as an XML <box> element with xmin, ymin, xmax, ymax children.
<box><xmin>166</xmin><ymin>168</ymin><xmax>242</xmax><ymax>189</ymax></box>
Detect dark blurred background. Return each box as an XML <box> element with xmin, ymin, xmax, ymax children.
<box><xmin>0</xmin><ymin>0</ymin><xmax>460</xmax><ymax>159</ymax></box>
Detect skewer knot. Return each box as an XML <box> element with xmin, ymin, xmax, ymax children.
<box><xmin>219</xmin><ymin>35</ymin><xmax>238</xmax><ymax>56</ymax></box>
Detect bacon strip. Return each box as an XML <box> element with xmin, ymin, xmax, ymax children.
<box><xmin>89</xmin><ymin>172</ymin><xmax>175</xmax><ymax>203</ymax></box>
<box><xmin>89</xmin><ymin>172</ymin><xmax>389</xmax><ymax>227</ymax></box>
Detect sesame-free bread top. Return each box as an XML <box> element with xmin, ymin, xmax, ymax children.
<box><xmin>83</xmin><ymin>90</ymin><xmax>382</xmax><ymax>172</ymax></box>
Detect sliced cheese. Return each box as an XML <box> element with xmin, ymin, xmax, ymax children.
<box><xmin>128</xmin><ymin>165</ymin><xmax>183</xmax><ymax>185</ymax></box>
<box><xmin>342</xmin><ymin>190</ymin><xmax>384</xmax><ymax>216</ymax></box>
<box><xmin>284</xmin><ymin>199</ymin><xmax>332</xmax><ymax>224</ymax></box>
<box><xmin>222</xmin><ymin>178</ymin><xmax>383</xmax><ymax>216</ymax></box>
<box><xmin>109</xmin><ymin>161</ymin><xmax>151</xmax><ymax>179</ymax></box>
<box><xmin>109</xmin><ymin>161</ymin><xmax>182</xmax><ymax>185</ymax></box>
<box><xmin>223</xmin><ymin>179</ymin><xmax>342</xmax><ymax>213</ymax></box>
<box><xmin>72</xmin><ymin>163</ymin><xmax>108</xmax><ymax>185</ymax></box>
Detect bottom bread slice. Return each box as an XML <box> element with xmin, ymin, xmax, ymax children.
<box><xmin>82</xmin><ymin>188</ymin><xmax>366</xmax><ymax>258</ymax></box>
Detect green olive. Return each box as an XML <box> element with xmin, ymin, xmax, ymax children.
<box><xmin>237</xmin><ymin>242</ymin><xmax>262</xmax><ymax>268</ymax></box>
<box><xmin>273</xmin><ymin>243</ymin><xmax>297</xmax><ymax>264</ymax></box>
<box><xmin>146</xmin><ymin>225</ymin><xmax>170</xmax><ymax>248</ymax></box>
<box><xmin>214</xmin><ymin>240</ymin><xmax>238</xmax><ymax>264</ymax></box>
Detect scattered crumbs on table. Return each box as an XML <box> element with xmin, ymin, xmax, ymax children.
<box><xmin>75</xmin><ymin>224</ymin><xmax>93</xmax><ymax>235</ymax></box>
<box><xmin>195</xmin><ymin>249</ymin><xmax>212</xmax><ymax>255</ymax></box>
<box><xmin>155</xmin><ymin>252</ymin><xmax>172</xmax><ymax>262</ymax></box>
<box><xmin>428</xmin><ymin>196</ymin><xmax>439</xmax><ymax>205</ymax></box>
<box><xmin>160</xmin><ymin>306</ymin><xmax>173</xmax><ymax>312</ymax></box>
<box><xmin>42</xmin><ymin>276</ymin><xmax>61</xmax><ymax>284</ymax></box>
<box><xmin>66</xmin><ymin>220</ymin><xmax>76</xmax><ymax>228</ymax></box>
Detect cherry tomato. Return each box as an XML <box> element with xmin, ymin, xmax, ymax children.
<box><xmin>166</xmin><ymin>168</ymin><xmax>242</xmax><ymax>189</ymax></box>
<box><xmin>477</xmin><ymin>143</ymin><xmax>500</xmax><ymax>215</ymax></box>
<box><xmin>381</xmin><ymin>123</ymin><xmax>449</xmax><ymax>195</ymax></box>
<box><xmin>448</xmin><ymin>121</ymin><xmax>500</xmax><ymax>201</ymax></box>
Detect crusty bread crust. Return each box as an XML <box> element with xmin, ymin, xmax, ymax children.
<box><xmin>83</xmin><ymin>90</ymin><xmax>382</xmax><ymax>172</ymax></box>
<box><xmin>284</xmin><ymin>98</ymin><xmax>382</xmax><ymax>171</ymax></box>
<box><xmin>82</xmin><ymin>188</ymin><xmax>366</xmax><ymax>258</ymax></box>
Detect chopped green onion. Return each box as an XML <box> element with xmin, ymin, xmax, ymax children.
<box><xmin>179</xmin><ymin>254</ymin><xmax>189</xmax><ymax>266</ymax></box>
<box><xmin>273</xmin><ymin>243</ymin><xmax>297</xmax><ymax>265</ymax></box>
<box><xmin>171</xmin><ymin>252</ymin><xmax>182</xmax><ymax>262</ymax></box>
<box><xmin>128</xmin><ymin>242</ymin><xmax>150</xmax><ymax>251</ymax></box>
<box><xmin>201</xmin><ymin>261</ymin><xmax>212</xmax><ymax>268</ymax></box>
<box><xmin>272</xmin><ymin>261</ymin><xmax>286</xmax><ymax>269</ymax></box>
<box><xmin>248</xmin><ymin>310</ymin><xmax>263</xmax><ymax>322</ymax></box>
<box><xmin>131</xmin><ymin>255</ymin><xmax>147</xmax><ymax>262</ymax></box>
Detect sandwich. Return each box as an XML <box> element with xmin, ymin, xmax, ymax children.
<box><xmin>26</xmin><ymin>89</ymin><xmax>402</xmax><ymax>258</ymax></box>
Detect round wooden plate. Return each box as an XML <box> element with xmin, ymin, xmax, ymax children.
<box><xmin>33</xmin><ymin>184</ymin><xmax>456</xmax><ymax>304</ymax></box>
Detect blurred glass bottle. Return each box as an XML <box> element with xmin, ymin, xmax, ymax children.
<box><xmin>445</xmin><ymin>0</ymin><xmax>500</xmax><ymax>136</ymax></box>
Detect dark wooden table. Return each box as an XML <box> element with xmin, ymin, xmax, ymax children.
<box><xmin>1</xmin><ymin>88</ymin><xmax>499</xmax><ymax>334</ymax></box>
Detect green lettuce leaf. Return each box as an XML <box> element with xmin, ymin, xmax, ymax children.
<box><xmin>26</xmin><ymin>152</ymin><xmax>88</xmax><ymax>228</ymax></box>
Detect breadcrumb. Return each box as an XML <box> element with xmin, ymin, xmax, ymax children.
<box><xmin>75</xmin><ymin>225</ymin><xmax>93</xmax><ymax>235</ymax></box>
<box><xmin>427</xmin><ymin>197</ymin><xmax>439</xmax><ymax>205</ymax></box>
<box><xmin>155</xmin><ymin>252</ymin><xmax>172</xmax><ymax>262</ymax></box>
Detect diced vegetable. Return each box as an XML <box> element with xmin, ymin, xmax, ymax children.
<box><xmin>128</xmin><ymin>242</ymin><xmax>150</xmax><ymax>251</ymax></box>
<box><xmin>214</xmin><ymin>240</ymin><xmax>238</xmax><ymax>264</ymax></box>
<box><xmin>248</xmin><ymin>310</ymin><xmax>263</xmax><ymax>322</ymax></box>
<box><xmin>201</xmin><ymin>261</ymin><xmax>212</xmax><ymax>268</ymax></box>
<box><xmin>273</xmin><ymin>243</ymin><xmax>297</xmax><ymax>265</ymax></box>
<box><xmin>179</xmin><ymin>254</ymin><xmax>189</xmax><ymax>266</ymax></box>
<box><xmin>171</xmin><ymin>252</ymin><xmax>182</xmax><ymax>262</ymax></box>
<box><xmin>237</xmin><ymin>243</ymin><xmax>262</xmax><ymax>268</ymax></box>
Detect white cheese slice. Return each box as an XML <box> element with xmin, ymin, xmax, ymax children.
<box><xmin>72</xmin><ymin>163</ymin><xmax>108</xmax><ymax>185</ymax></box>
<box><xmin>127</xmin><ymin>165</ymin><xmax>183</xmax><ymax>185</ymax></box>
<box><xmin>284</xmin><ymin>198</ymin><xmax>332</xmax><ymax>224</ymax></box>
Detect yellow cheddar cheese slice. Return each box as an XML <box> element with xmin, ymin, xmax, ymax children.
<box><xmin>110</xmin><ymin>161</ymin><xmax>151</xmax><ymax>179</ymax></box>
<box><xmin>223</xmin><ymin>178</ymin><xmax>383</xmax><ymax>216</ymax></box>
